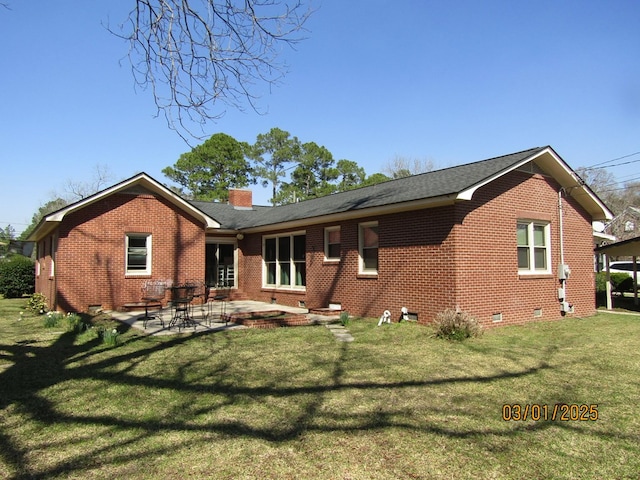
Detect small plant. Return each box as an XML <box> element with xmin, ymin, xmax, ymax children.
<box><xmin>26</xmin><ymin>292</ymin><xmax>48</xmax><ymax>314</ymax></box>
<box><xmin>340</xmin><ymin>311</ymin><xmax>350</xmax><ymax>326</ymax></box>
<box><xmin>65</xmin><ymin>313</ymin><xmax>89</xmax><ymax>333</ymax></box>
<box><xmin>433</xmin><ymin>308</ymin><xmax>482</xmax><ymax>341</ymax></box>
<box><xmin>101</xmin><ymin>327</ymin><xmax>120</xmax><ymax>347</ymax></box>
<box><xmin>43</xmin><ymin>311</ymin><xmax>64</xmax><ymax>328</ymax></box>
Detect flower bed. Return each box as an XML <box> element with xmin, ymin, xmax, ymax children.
<box><xmin>225</xmin><ymin>310</ymin><xmax>310</xmax><ymax>328</ymax></box>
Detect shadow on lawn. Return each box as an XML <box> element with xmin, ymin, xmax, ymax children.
<box><xmin>596</xmin><ymin>291</ymin><xmax>640</xmax><ymax>312</ymax></box>
<box><xmin>0</xmin><ymin>326</ymin><xmax>620</xmax><ymax>479</ymax></box>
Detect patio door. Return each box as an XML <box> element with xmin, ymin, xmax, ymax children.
<box><xmin>205</xmin><ymin>242</ymin><xmax>236</xmax><ymax>287</ymax></box>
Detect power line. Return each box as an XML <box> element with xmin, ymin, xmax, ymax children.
<box><xmin>614</xmin><ymin>170</ymin><xmax>640</xmax><ymax>182</ymax></box>
<box><xmin>0</xmin><ymin>220</ymin><xmax>31</xmax><ymax>227</ymax></box>
<box><xmin>593</xmin><ymin>178</ymin><xmax>640</xmax><ymax>194</ymax></box>
<box><xmin>583</xmin><ymin>151</ymin><xmax>640</xmax><ymax>170</ymax></box>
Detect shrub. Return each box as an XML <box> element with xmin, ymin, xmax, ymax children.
<box><xmin>433</xmin><ymin>309</ymin><xmax>482</xmax><ymax>341</ymax></box>
<box><xmin>0</xmin><ymin>255</ymin><xmax>35</xmax><ymax>298</ymax></box>
<box><xmin>595</xmin><ymin>272</ymin><xmax>636</xmax><ymax>293</ymax></box>
<box><xmin>26</xmin><ymin>292</ymin><xmax>48</xmax><ymax>314</ymax></box>
<box><xmin>340</xmin><ymin>311</ymin><xmax>350</xmax><ymax>326</ymax></box>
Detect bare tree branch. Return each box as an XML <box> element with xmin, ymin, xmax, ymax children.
<box><xmin>64</xmin><ymin>164</ymin><xmax>115</xmax><ymax>200</ymax></box>
<box><xmin>107</xmin><ymin>0</ymin><xmax>312</xmax><ymax>143</ymax></box>
<box><xmin>383</xmin><ymin>155</ymin><xmax>435</xmax><ymax>179</ymax></box>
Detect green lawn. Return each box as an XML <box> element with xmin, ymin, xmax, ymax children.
<box><xmin>1</xmin><ymin>296</ymin><xmax>639</xmax><ymax>479</ymax></box>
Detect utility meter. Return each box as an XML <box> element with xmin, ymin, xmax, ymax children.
<box><xmin>558</xmin><ymin>264</ymin><xmax>571</xmax><ymax>280</ymax></box>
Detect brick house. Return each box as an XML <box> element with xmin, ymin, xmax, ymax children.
<box><xmin>28</xmin><ymin>146</ymin><xmax>612</xmax><ymax>327</ymax></box>
<box><xmin>604</xmin><ymin>206</ymin><xmax>640</xmax><ymax>244</ymax></box>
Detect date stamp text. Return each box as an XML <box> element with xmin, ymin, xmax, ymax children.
<box><xmin>502</xmin><ymin>403</ymin><xmax>598</xmax><ymax>421</ymax></box>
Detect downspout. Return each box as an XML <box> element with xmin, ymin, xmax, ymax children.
<box><xmin>557</xmin><ymin>189</ymin><xmax>571</xmax><ymax>314</ymax></box>
<box><xmin>633</xmin><ymin>255</ymin><xmax>638</xmax><ymax>306</ymax></box>
<box><xmin>558</xmin><ymin>189</ymin><xmax>565</xmax><ymax>270</ymax></box>
<box><xmin>605</xmin><ymin>254</ymin><xmax>612</xmax><ymax>310</ymax></box>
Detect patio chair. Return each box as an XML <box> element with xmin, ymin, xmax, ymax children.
<box><xmin>141</xmin><ymin>279</ymin><xmax>170</xmax><ymax>329</ymax></box>
<box><xmin>185</xmin><ymin>280</ymin><xmax>209</xmax><ymax>323</ymax></box>
<box><xmin>208</xmin><ymin>281</ymin><xmax>231</xmax><ymax>326</ymax></box>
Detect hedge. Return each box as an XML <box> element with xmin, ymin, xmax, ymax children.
<box><xmin>0</xmin><ymin>255</ymin><xmax>35</xmax><ymax>298</ymax></box>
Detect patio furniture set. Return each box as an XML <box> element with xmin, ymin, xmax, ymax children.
<box><xmin>139</xmin><ymin>279</ymin><xmax>231</xmax><ymax>331</ymax></box>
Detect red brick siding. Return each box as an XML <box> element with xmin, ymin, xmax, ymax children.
<box><xmin>46</xmin><ymin>191</ymin><xmax>204</xmax><ymax>312</ymax></box>
<box><xmin>229</xmin><ymin>189</ymin><xmax>253</xmax><ymax>208</ymax></box>
<box><xmin>449</xmin><ymin>171</ymin><xmax>595</xmax><ymax>326</ymax></box>
<box><xmin>241</xmin><ymin>228</ymin><xmax>308</xmax><ymax>306</ymax></box>
<box><xmin>239</xmin><ymin>169</ymin><xmax>596</xmax><ymax>326</ymax></box>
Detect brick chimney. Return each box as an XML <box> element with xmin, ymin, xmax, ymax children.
<box><xmin>228</xmin><ymin>189</ymin><xmax>253</xmax><ymax>208</ymax></box>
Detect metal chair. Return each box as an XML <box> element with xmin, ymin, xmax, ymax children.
<box><xmin>185</xmin><ymin>280</ymin><xmax>209</xmax><ymax>324</ymax></box>
<box><xmin>208</xmin><ymin>281</ymin><xmax>231</xmax><ymax>326</ymax></box>
<box><xmin>141</xmin><ymin>279</ymin><xmax>169</xmax><ymax>329</ymax></box>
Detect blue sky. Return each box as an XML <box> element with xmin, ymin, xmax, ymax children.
<box><xmin>1</xmin><ymin>0</ymin><xmax>639</xmax><ymax>236</ymax></box>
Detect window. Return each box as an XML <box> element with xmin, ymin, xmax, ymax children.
<box><xmin>36</xmin><ymin>243</ymin><xmax>41</xmax><ymax>277</ymax></box>
<box><xmin>126</xmin><ymin>234</ymin><xmax>151</xmax><ymax>275</ymax></box>
<box><xmin>49</xmin><ymin>235</ymin><xmax>56</xmax><ymax>277</ymax></box>
<box><xmin>517</xmin><ymin>221</ymin><xmax>550</xmax><ymax>274</ymax></box>
<box><xmin>324</xmin><ymin>227</ymin><xmax>341</xmax><ymax>261</ymax></box>
<box><xmin>359</xmin><ymin>222</ymin><xmax>379</xmax><ymax>274</ymax></box>
<box><xmin>263</xmin><ymin>233</ymin><xmax>306</xmax><ymax>288</ymax></box>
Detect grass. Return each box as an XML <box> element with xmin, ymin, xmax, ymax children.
<box><xmin>1</xmin><ymin>296</ymin><xmax>639</xmax><ymax>479</ymax></box>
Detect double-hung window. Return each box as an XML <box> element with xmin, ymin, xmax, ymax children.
<box><xmin>324</xmin><ymin>227</ymin><xmax>341</xmax><ymax>261</ymax></box>
<box><xmin>263</xmin><ymin>233</ymin><xmax>306</xmax><ymax>288</ymax></box>
<box><xmin>359</xmin><ymin>222</ymin><xmax>379</xmax><ymax>274</ymax></box>
<box><xmin>126</xmin><ymin>234</ymin><xmax>152</xmax><ymax>275</ymax></box>
<box><xmin>517</xmin><ymin>221</ymin><xmax>550</xmax><ymax>274</ymax></box>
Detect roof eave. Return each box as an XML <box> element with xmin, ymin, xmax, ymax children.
<box><xmin>241</xmin><ymin>194</ymin><xmax>459</xmax><ymax>233</ymax></box>
<box><xmin>456</xmin><ymin>146</ymin><xmax>613</xmax><ymax>221</ymax></box>
<box><xmin>27</xmin><ymin>173</ymin><xmax>220</xmax><ymax>242</ymax></box>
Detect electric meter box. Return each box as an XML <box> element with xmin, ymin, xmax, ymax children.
<box><xmin>558</xmin><ymin>264</ymin><xmax>571</xmax><ymax>280</ymax></box>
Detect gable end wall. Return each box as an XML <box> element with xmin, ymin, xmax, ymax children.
<box><xmin>45</xmin><ymin>191</ymin><xmax>204</xmax><ymax>312</ymax></box>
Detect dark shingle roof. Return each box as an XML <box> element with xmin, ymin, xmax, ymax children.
<box><xmin>191</xmin><ymin>147</ymin><xmax>546</xmax><ymax>230</ymax></box>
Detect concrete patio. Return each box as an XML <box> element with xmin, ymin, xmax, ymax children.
<box><xmin>110</xmin><ymin>300</ymin><xmax>340</xmax><ymax>335</ymax></box>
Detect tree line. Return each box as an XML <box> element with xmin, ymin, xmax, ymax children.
<box><xmin>11</xmin><ymin>128</ymin><xmax>432</xmax><ymax>241</ymax></box>
<box><xmin>7</xmin><ymin>144</ymin><xmax>639</xmax><ymax>244</ymax></box>
<box><xmin>162</xmin><ymin>127</ymin><xmax>401</xmax><ymax>205</ymax></box>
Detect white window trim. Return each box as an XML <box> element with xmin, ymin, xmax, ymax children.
<box><xmin>125</xmin><ymin>233</ymin><xmax>152</xmax><ymax>276</ymax></box>
<box><xmin>324</xmin><ymin>226</ymin><xmax>341</xmax><ymax>262</ymax></box>
<box><xmin>262</xmin><ymin>231</ymin><xmax>306</xmax><ymax>290</ymax></box>
<box><xmin>359</xmin><ymin>221</ymin><xmax>379</xmax><ymax>275</ymax></box>
<box><xmin>49</xmin><ymin>235</ymin><xmax>56</xmax><ymax>278</ymax></box>
<box><xmin>517</xmin><ymin>221</ymin><xmax>551</xmax><ymax>275</ymax></box>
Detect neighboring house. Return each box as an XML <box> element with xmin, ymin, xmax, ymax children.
<box><xmin>28</xmin><ymin>146</ymin><xmax>612</xmax><ymax>327</ymax></box>
<box><xmin>604</xmin><ymin>206</ymin><xmax>640</xmax><ymax>243</ymax></box>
